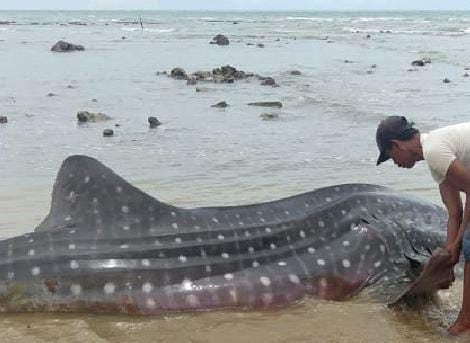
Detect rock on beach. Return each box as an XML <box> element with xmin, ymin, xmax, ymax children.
<box><xmin>210</xmin><ymin>34</ymin><xmax>230</xmax><ymax>46</ymax></box>
<box><xmin>51</xmin><ymin>40</ymin><xmax>85</xmax><ymax>52</ymax></box>
<box><xmin>148</xmin><ymin>116</ymin><xmax>161</xmax><ymax>128</ymax></box>
<box><xmin>211</xmin><ymin>101</ymin><xmax>229</xmax><ymax>108</ymax></box>
<box><xmin>77</xmin><ymin>111</ymin><xmax>111</xmax><ymax>123</ymax></box>
<box><xmin>0</xmin><ymin>116</ymin><xmax>7</xmax><ymax>123</ymax></box>
<box><xmin>247</xmin><ymin>101</ymin><xmax>282</xmax><ymax>108</ymax></box>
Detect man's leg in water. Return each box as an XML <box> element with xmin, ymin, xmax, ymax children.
<box><xmin>449</xmin><ymin>230</ymin><xmax>470</xmax><ymax>335</ymax></box>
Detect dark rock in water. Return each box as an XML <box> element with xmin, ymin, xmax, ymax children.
<box><xmin>213</xmin><ymin>65</ymin><xmax>237</xmax><ymax>77</ymax></box>
<box><xmin>247</xmin><ymin>101</ymin><xmax>282</xmax><ymax>108</ymax></box>
<box><xmin>290</xmin><ymin>70</ymin><xmax>302</xmax><ymax>76</ymax></box>
<box><xmin>0</xmin><ymin>116</ymin><xmax>7</xmax><ymax>123</ymax></box>
<box><xmin>155</xmin><ymin>70</ymin><xmax>167</xmax><ymax>76</ymax></box>
<box><xmin>210</xmin><ymin>34</ymin><xmax>229</xmax><ymax>46</ymax></box>
<box><xmin>148</xmin><ymin>116</ymin><xmax>161</xmax><ymax>128</ymax></box>
<box><xmin>225</xmin><ymin>78</ymin><xmax>235</xmax><ymax>84</ymax></box>
<box><xmin>170</xmin><ymin>68</ymin><xmax>187</xmax><ymax>79</ymax></box>
<box><xmin>257</xmin><ymin>43</ymin><xmax>265</xmax><ymax>48</ymax></box>
<box><xmin>233</xmin><ymin>21</ymin><xmax>239</xmax><ymax>25</ymax></box>
<box><xmin>366</xmin><ymin>34</ymin><xmax>371</xmax><ymax>39</ymax></box>
<box><xmin>371</xmin><ymin>64</ymin><xmax>377</xmax><ymax>68</ymax></box>
<box><xmin>260</xmin><ymin>77</ymin><xmax>276</xmax><ymax>86</ymax></box>
<box><xmin>465</xmin><ymin>67</ymin><xmax>470</xmax><ymax>71</ymax></box>
<box><xmin>246</xmin><ymin>42</ymin><xmax>255</xmax><ymax>46</ymax></box>
<box><xmin>77</xmin><ymin>111</ymin><xmax>111</xmax><ymax>123</ymax></box>
<box><xmin>344</xmin><ymin>60</ymin><xmax>354</xmax><ymax>63</ymax></box>
<box><xmin>92</xmin><ymin>98</ymin><xmax>98</xmax><ymax>102</ymax></box>
<box><xmin>67</xmin><ymin>85</ymin><xmax>77</xmax><ymax>89</ymax></box>
<box><xmin>103</xmin><ymin>129</ymin><xmax>114</xmax><ymax>137</ymax></box>
<box><xmin>464</xmin><ymin>73</ymin><xmax>469</xmax><ymax>78</ymax></box>
<box><xmin>121</xmin><ymin>36</ymin><xmax>127</xmax><ymax>40</ymax></box>
<box><xmin>260</xmin><ymin>112</ymin><xmax>279</xmax><ymax>120</ymax></box>
<box><xmin>115</xmin><ymin>123</ymin><xmax>121</xmax><ymax>127</ymax></box>
<box><xmin>442</xmin><ymin>78</ymin><xmax>451</xmax><ymax>83</ymax></box>
<box><xmin>47</xmin><ymin>92</ymin><xmax>58</xmax><ymax>97</ymax></box>
<box><xmin>195</xmin><ymin>87</ymin><xmax>213</xmax><ymax>93</ymax></box>
<box><xmin>411</xmin><ymin>60</ymin><xmax>425</xmax><ymax>67</ymax></box>
<box><xmin>51</xmin><ymin>40</ymin><xmax>85</xmax><ymax>52</ymax></box>
<box><xmin>211</xmin><ymin>101</ymin><xmax>229</xmax><ymax>108</ymax></box>
<box><xmin>186</xmin><ymin>78</ymin><xmax>197</xmax><ymax>85</ymax></box>
<box><xmin>366</xmin><ymin>70</ymin><xmax>374</xmax><ymax>75</ymax></box>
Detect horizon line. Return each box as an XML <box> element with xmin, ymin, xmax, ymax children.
<box><xmin>1</xmin><ymin>8</ymin><xmax>470</xmax><ymax>12</ymax></box>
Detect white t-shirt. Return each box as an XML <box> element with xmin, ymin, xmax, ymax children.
<box><xmin>420</xmin><ymin>122</ymin><xmax>470</xmax><ymax>184</ymax></box>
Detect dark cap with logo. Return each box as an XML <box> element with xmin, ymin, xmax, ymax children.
<box><xmin>376</xmin><ymin>116</ymin><xmax>418</xmax><ymax>165</ymax></box>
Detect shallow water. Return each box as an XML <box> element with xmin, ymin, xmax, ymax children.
<box><xmin>1</xmin><ymin>10</ymin><xmax>470</xmax><ymax>342</ymax></box>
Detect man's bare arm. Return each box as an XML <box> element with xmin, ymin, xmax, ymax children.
<box><xmin>439</xmin><ymin>179</ymin><xmax>463</xmax><ymax>248</ymax></box>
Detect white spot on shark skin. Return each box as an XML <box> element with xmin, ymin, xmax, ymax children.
<box><xmin>181</xmin><ymin>279</ymin><xmax>193</xmax><ymax>291</ymax></box>
<box><xmin>120</xmin><ymin>244</ymin><xmax>129</xmax><ymax>249</ymax></box>
<box><xmin>235</xmin><ymin>214</ymin><xmax>240</xmax><ymax>219</ymax></box>
<box><xmin>65</xmin><ymin>216</ymin><xmax>72</xmax><ymax>222</ymax></box>
<box><xmin>104</xmin><ymin>282</ymin><xmax>115</xmax><ymax>294</ymax></box>
<box><xmin>260</xmin><ymin>217</ymin><xmax>266</xmax><ymax>222</ymax></box>
<box><xmin>284</xmin><ymin>210</ymin><xmax>290</xmax><ymax>215</ymax></box>
<box><xmin>270</xmin><ymin>244</ymin><xmax>276</xmax><ymax>250</ymax></box>
<box><xmin>304</xmin><ymin>203</ymin><xmax>310</xmax><ymax>208</ymax></box>
<box><xmin>7</xmin><ymin>272</ymin><xmax>14</xmax><ymax>279</ymax></box>
<box><xmin>343</xmin><ymin>240</ymin><xmax>350</xmax><ymax>247</ymax></box>
<box><xmin>319</xmin><ymin>277</ymin><xmax>328</xmax><ymax>288</ymax></box>
<box><xmin>205</xmin><ymin>265</ymin><xmax>212</xmax><ymax>273</ymax></box>
<box><xmin>115</xmin><ymin>186</ymin><xmax>122</xmax><ymax>193</ymax></box>
<box><xmin>171</xmin><ymin>212</ymin><xmax>176</xmax><ymax>217</ymax></box>
<box><xmin>154</xmin><ymin>239</ymin><xmax>162</xmax><ymax>246</ymax></box>
<box><xmin>146</xmin><ymin>298</ymin><xmax>157</xmax><ymax>309</ymax></box>
<box><xmin>142</xmin><ymin>282</ymin><xmax>153</xmax><ymax>293</ymax></box>
<box><xmin>278</xmin><ymin>261</ymin><xmax>287</xmax><ymax>266</ymax></box>
<box><xmin>186</xmin><ymin>294</ymin><xmax>200</xmax><ymax>307</ymax></box>
<box><xmin>218</xmin><ymin>234</ymin><xmax>225</xmax><ymax>240</ymax></box>
<box><xmin>245</xmin><ymin>231</ymin><xmax>251</xmax><ymax>237</ymax></box>
<box><xmin>123</xmin><ymin>225</ymin><xmax>130</xmax><ymax>231</ymax></box>
<box><xmin>341</xmin><ymin>210</ymin><xmax>347</xmax><ymax>215</ymax></box>
<box><xmin>342</xmin><ymin>259</ymin><xmax>351</xmax><ymax>268</ymax></box>
<box><xmin>141</xmin><ymin>259</ymin><xmax>150</xmax><ymax>267</ymax></box>
<box><xmin>70</xmin><ymin>284</ymin><xmax>82</xmax><ymax>295</ymax></box>
<box><xmin>380</xmin><ymin>245</ymin><xmax>386</xmax><ymax>253</ymax></box>
<box><xmin>221</xmin><ymin>253</ymin><xmax>230</xmax><ymax>259</ymax></box>
<box><xmin>121</xmin><ymin>205</ymin><xmax>129</xmax><ymax>213</ymax></box>
<box><xmin>179</xmin><ymin>255</ymin><xmax>187</xmax><ymax>263</ymax></box>
<box><xmin>229</xmin><ymin>290</ymin><xmax>238</xmax><ymax>303</ymax></box>
<box><xmin>28</xmin><ymin>249</ymin><xmax>35</xmax><ymax>256</ymax></box>
<box><xmin>194</xmin><ymin>225</ymin><xmax>201</xmax><ymax>230</ymax></box>
<box><xmin>238</xmin><ymin>221</ymin><xmax>245</xmax><ymax>226</ymax></box>
<box><xmin>248</xmin><ymin>247</ymin><xmax>255</xmax><ymax>254</ymax></box>
<box><xmin>212</xmin><ymin>217</ymin><xmax>219</xmax><ymax>223</ymax></box>
<box><xmin>374</xmin><ymin>261</ymin><xmax>382</xmax><ymax>268</ymax></box>
<box><xmin>70</xmin><ymin>260</ymin><xmax>79</xmax><ymax>269</ymax></box>
<box><xmin>200</xmin><ymin>249</ymin><xmax>207</xmax><ymax>257</ymax></box>
<box><xmin>196</xmin><ymin>237</ymin><xmax>203</xmax><ymax>243</ymax></box>
<box><xmin>289</xmin><ymin>274</ymin><xmax>300</xmax><ymax>285</ymax></box>
<box><xmin>172</xmin><ymin>223</ymin><xmax>178</xmax><ymax>229</ymax></box>
<box><xmin>326</xmin><ymin>197</ymin><xmax>332</xmax><ymax>202</ymax></box>
<box><xmin>317</xmin><ymin>259</ymin><xmax>326</xmax><ymax>266</ymax></box>
<box><xmin>224</xmin><ymin>273</ymin><xmax>234</xmax><ymax>280</ymax></box>
<box><xmin>68</xmin><ymin>243</ymin><xmax>76</xmax><ymax>250</ymax></box>
<box><xmin>318</xmin><ymin>220</ymin><xmax>325</xmax><ymax>228</ymax></box>
<box><xmin>252</xmin><ymin>261</ymin><xmax>260</xmax><ymax>268</ymax></box>
<box><xmin>175</xmin><ymin>237</ymin><xmax>182</xmax><ymax>244</ymax></box>
<box><xmin>299</xmin><ymin>230</ymin><xmax>306</xmax><ymax>238</ymax></box>
<box><xmin>365</xmin><ymin>245</ymin><xmax>371</xmax><ymax>251</ymax></box>
<box><xmin>260</xmin><ymin>276</ymin><xmax>271</xmax><ymax>287</ymax></box>
<box><xmin>31</xmin><ymin>267</ymin><xmax>40</xmax><ymax>276</ymax></box>
<box><xmin>308</xmin><ymin>247</ymin><xmax>315</xmax><ymax>254</ymax></box>
<box><xmin>84</xmin><ymin>176</ymin><xmax>90</xmax><ymax>184</ymax></box>
<box><xmin>265</xmin><ymin>227</ymin><xmax>272</xmax><ymax>233</ymax></box>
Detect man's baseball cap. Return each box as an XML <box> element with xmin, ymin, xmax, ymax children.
<box><xmin>376</xmin><ymin>116</ymin><xmax>417</xmax><ymax>165</ymax></box>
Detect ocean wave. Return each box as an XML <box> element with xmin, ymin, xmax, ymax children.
<box><xmin>121</xmin><ymin>26</ymin><xmax>176</xmax><ymax>33</ymax></box>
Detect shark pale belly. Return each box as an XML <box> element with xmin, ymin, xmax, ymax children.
<box><xmin>0</xmin><ymin>156</ymin><xmax>447</xmax><ymax>314</ymax></box>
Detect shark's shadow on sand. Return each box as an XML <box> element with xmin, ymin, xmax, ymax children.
<box><xmin>0</xmin><ymin>155</ymin><xmax>455</xmax><ymax>314</ymax></box>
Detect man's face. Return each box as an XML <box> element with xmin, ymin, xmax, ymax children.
<box><xmin>386</xmin><ymin>141</ymin><xmax>416</xmax><ymax>168</ymax></box>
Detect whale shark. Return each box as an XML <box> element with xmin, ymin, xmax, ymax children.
<box><xmin>0</xmin><ymin>155</ymin><xmax>454</xmax><ymax>314</ymax></box>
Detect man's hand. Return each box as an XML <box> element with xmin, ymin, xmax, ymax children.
<box><xmin>446</xmin><ymin>243</ymin><xmax>461</xmax><ymax>265</ymax></box>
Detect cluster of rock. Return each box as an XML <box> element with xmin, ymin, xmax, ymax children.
<box><xmin>166</xmin><ymin>65</ymin><xmax>255</xmax><ymax>85</ymax></box>
<box><xmin>210</xmin><ymin>34</ymin><xmax>229</xmax><ymax>46</ymax></box>
<box><xmin>51</xmin><ymin>40</ymin><xmax>85</xmax><ymax>52</ymax></box>
<box><xmin>0</xmin><ymin>116</ymin><xmax>7</xmax><ymax>123</ymax></box>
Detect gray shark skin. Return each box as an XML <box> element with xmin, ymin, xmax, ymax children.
<box><xmin>0</xmin><ymin>155</ymin><xmax>448</xmax><ymax>314</ymax></box>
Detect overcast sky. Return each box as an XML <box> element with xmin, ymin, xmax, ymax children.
<box><xmin>2</xmin><ymin>0</ymin><xmax>470</xmax><ymax>11</ymax></box>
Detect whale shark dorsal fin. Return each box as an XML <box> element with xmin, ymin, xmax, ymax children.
<box><xmin>35</xmin><ymin>155</ymin><xmax>175</xmax><ymax>232</ymax></box>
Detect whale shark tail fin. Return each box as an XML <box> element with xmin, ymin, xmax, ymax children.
<box><xmin>35</xmin><ymin>155</ymin><xmax>175</xmax><ymax>233</ymax></box>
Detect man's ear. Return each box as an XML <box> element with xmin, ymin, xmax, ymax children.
<box><xmin>389</xmin><ymin>140</ymin><xmax>401</xmax><ymax>150</ymax></box>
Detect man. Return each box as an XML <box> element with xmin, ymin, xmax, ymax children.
<box><xmin>375</xmin><ymin>116</ymin><xmax>470</xmax><ymax>335</ymax></box>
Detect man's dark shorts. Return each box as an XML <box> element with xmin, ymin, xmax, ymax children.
<box><xmin>463</xmin><ymin>229</ymin><xmax>470</xmax><ymax>262</ymax></box>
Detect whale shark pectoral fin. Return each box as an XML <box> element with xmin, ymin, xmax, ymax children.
<box><xmin>387</xmin><ymin>252</ymin><xmax>454</xmax><ymax>310</ymax></box>
<box><xmin>34</xmin><ymin>155</ymin><xmax>175</xmax><ymax>233</ymax></box>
